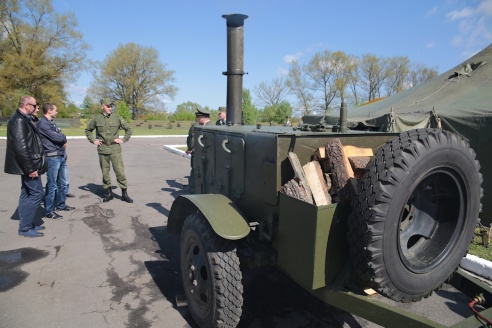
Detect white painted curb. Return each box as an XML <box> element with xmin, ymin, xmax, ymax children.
<box><xmin>163</xmin><ymin>145</ymin><xmax>191</xmax><ymax>159</ymax></box>
<box><xmin>460</xmin><ymin>254</ymin><xmax>492</xmax><ymax>280</ymax></box>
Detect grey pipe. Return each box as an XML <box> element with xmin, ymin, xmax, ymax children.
<box><xmin>222</xmin><ymin>14</ymin><xmax>248</xmax><ymax>125</ymax></box>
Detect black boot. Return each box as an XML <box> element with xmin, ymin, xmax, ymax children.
<box><xmin>103</xmin><ymin>188</ymin><xmax>113</xmax><ymax>202</ymax></box>
<box><xmin>121</xmin><ymin>188</ymin><xmax>133</xmax><ymax>203</ymax></box>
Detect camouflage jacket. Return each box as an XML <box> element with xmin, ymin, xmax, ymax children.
<box><xmin>85</xmin><ymin>113</ymin><xmax>132</xmax><ymax>155</ymax></box>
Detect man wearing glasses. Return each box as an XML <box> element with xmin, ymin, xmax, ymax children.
<box><xmin>4</xmin><ymin>95</ymin><xmax>48</xmax><ymax>237</ymax></box>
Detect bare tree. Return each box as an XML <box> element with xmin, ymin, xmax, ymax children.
<box><xmin>383</xmin><ymin>56</ymin><xmax>410</xmax><ymax>96</ymax></box>
<box><xmin>253</xmin><ymin>76</ymin><xmax>289</xmax><ymax>108</ymax></box>
<box><xmin>359</xmin><ymin>54</ymin><xmax>387</xmax><ymax>102</ymax></box>
<box><xmin>408</xmin><ymin>62</ymin><xmax>439</xmax><ymax>87</ymax></box>
<box><xmin>347</xmin><ymin>56</ymin><xmax>362</xmax><ymax>107</ymax></box>
<box><xmin>285</xmin><ymin>60</ymin><xmax>314</xmax><ymax>116</ymax></box>
<box><xmin>331</xmin><ymin>51</ymin><xmax>358</xmax><ymax>106</ymax></box>
<box><xmin>305</xmin><ymin>50</ymin><xmax>338</xmax><ymax>114</ymax></box>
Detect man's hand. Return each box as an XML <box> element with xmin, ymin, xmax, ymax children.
<box><xmin>28</xmin><ymin>170</ymin><xmax>38</xmax><ymax>178</ymax></box>
<box><xmin>114</xmin><ymin>138</ymin><xmax>123</xmax><ymax>144</ymax></box>
<box><xmin>94</xmin><ymin>139</ymin><xmax>103</xmax><ymax>146</ymax></box>
<box><xmin>185</xmin><ymin>149</ymin><xmax>193</xmax><ymax>155</ymax></box>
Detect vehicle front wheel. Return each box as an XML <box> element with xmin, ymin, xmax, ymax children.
<box><xmin>180</xmin><ymin>212</ymin><xmax>243</xmax><ymax>328</ymax></box>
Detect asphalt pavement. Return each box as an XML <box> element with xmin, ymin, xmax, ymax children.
<box><xmin>0</xmin><ymin>136</ymin><xmax>484</xmax><ymax>328</ymax></box>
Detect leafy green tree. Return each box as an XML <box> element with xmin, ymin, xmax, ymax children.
<box><xmin>242</xmin><ymin>89</ymin><xmax>258</xmax><ymax>125</ymax></box>
<box><xmin>144</xmin><ymin>110</ymin><xmax>168</xmax><ymax>120</ymax></box>
<box><xmin>0</xmin><ymin>0</ymin><xmax>89</xmax><ymax>118</ymax></box>
<box><xmin>115</xmin><ymin>101</ymin><xmax>132</xmax><ymax>121</ymax></box>
<box><xmin>261</xmin><ymin>101</ymin><xmax>292</xmax><ymax>124</ymax></box>
<box><xmin>88</xmin><ymin>42</ymin><xmax>177</xmax><ymax>119</ymax></box>
<box><xmin>58</xmin><ymin>103</ymin><xmax>80</xmax><ymax>119</ymax></box>
<box><xmin>170</xmin><ymin>101</ymin><xmax>204</xmax><ymax>121</ymax></box>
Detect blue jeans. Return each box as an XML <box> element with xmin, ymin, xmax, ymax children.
<box><xmin>19</xmin><ymin>175</ymin><xmax>44</xmax><ymax>231</ymax></box>
<box><xmin>45</xmin><ymin>156</ymin><xmax>68</xmax><ymax>214</ymax></box>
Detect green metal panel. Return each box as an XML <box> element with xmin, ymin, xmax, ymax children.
<box><xmin>214</xmin><ymin>134</ymin><xmax>245</xmax><ymax>198</ymax></box>
<box><xmin>194</xmin><ymin>131</ymin><xmax>215</xmax><ymax>194</ymax></box>
<box><xmin>167</xmin><ymin>194</ymin><xmax>250</xmax><ymax>240</ymax></box>
<box><xmin>312</xmin><ymin>288</ymin><xmax>448</xmax><ymax>328</ymax></box>
<box><xmin>277</xmin><ymin>193</ymin><xmax>347</xmax><ymax>290</ymax></box>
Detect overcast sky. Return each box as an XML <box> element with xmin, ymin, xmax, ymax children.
<box><xmin>53</xmin><ymin>0</ymin><xmax>492</xmax><ymax>112</ymax></box>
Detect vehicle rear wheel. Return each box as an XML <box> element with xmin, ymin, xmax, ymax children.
<box><xmin>180</xmin><ymin>212</ymin><xmax>243</xmax><ymax>328</ymax></box>
<box><xmin>348</xmin><ymin>129</ymin><xmax>482</xmax><ymax>302</ymax></box>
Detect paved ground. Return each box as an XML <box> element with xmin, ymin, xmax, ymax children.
<box><xmin>0</xmin><ymin>136</ymin><xmax>484</xmax><ymax>328</ymax></box>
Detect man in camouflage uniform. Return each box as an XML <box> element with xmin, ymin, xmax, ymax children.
<box><xmin>85</xmin><ymin>98</ymin><xmax>134</xmax><ymax>203</ymax></box>
<box><xmin>186</xmin><ymin>106</ymin><xmax>212</xmax><ymax>193</ymax></box>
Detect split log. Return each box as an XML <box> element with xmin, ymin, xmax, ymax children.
<box><xmin>343</xmin><ymin>145</ymin><xmax>373</xmax><ymax>157</ymax></box>
<box><xmin>281</xmin><ymin>178</ymin><xmax>313</xmax><ymax>204</ymax></box>
<box><xmin>302</xmin><ymin>161</ymin><xmax>332</xmax><ymax>206</ymax></box>
<box><xmin>325</xmin><ymin>139</ymin><xmax>354</xmax><ymax>191</ymax></box>
<box><xmin>349</xmin><ymin>156</ymin><xmax>371</xmax><ymax>179</ymax></box>
<box><xmin>287</xmin><ymin>152</ymin><xmax>314</xmax><ymax>203</ymax></box>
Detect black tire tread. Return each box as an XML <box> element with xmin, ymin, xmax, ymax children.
<box><xmin>182</xmin><ymin>213</ymin><xmax>243</xmax><ymax>328</ymax></box>
<box><xmin>348</xmin><ymin>128</ymin><xmax>483</xmax><ymax>303</ymax></box>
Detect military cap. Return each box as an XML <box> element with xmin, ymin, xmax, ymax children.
<box><xmin>100</xmin><ymin>98</ymin><xmax>113</xmax><ymax>105</ymax></box>
<box><xmin>195</xmin><ymin>106</ymin><xmax>211</xmax><ymax>116</ymax></box>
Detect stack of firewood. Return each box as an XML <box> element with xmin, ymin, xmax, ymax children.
<box><xmin>281</xmin><ymin>138</ymin><xmax>373</xmax><ymax>206</ymax></box>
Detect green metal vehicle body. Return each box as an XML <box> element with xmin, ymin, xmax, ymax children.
<box><xmin>167</xmin><ymin>13</ymin><xmax>492</xmax><ymax>328</ymax></box>
<box><xmin>168</xmin><ymin>124</ymin><xmax>492</xmax><ymax>327</ymax></box>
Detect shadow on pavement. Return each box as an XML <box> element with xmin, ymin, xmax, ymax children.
<box><xmin>146</xmin><ymin>225</ymin><xmax>197</xmax><ymax>327</ymax></box>
<box><xmin>79</xmin><ymin>182</ymin><xmax>103</xmax><ymax>197</ymax></box>
<box><xmin>146</xmin><ymin>224</ymin><xmax>364</xmax><ymax>328</ymax></box>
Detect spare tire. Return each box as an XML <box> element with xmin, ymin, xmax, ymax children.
<box><xmin>348</xmin><ymin>129</ymin><xmax>483</xmax><ymax>302</ymax></box>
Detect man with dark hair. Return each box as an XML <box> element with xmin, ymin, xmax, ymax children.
<box><xmin>37</xmin><ymin>102</ymin><xmax>74</xmax><ymax>219</ymax></box>
<box><xmin>4</xmin><ymin>95</ymin><xmax>48</xmax><ymax>237</ymax></box>
<box><xmin>85</xmin><ymin>98</ymin><xmax>133</xmax><ymax>203</ymax></box>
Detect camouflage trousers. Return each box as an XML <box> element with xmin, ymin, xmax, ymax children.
<box><xmin>98</xmin><ymin>151</ymin><xmax>128</xmax><ymax>189</ymax></box>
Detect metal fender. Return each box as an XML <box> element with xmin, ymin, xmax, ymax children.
<box><xmin>168</xmin><ymin>194</ymin><xmax>250</xmax><ymax>240</ymax></box>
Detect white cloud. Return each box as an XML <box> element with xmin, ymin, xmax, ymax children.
<box><xmin>283</xmin><ymin>52</ymin><xmax>303</xmax><ymax>64</ymax></box>
<box><xmin>447</xmin><ymin>0</ymin><xmax>492</xmax><ymax>48</ymax></box>
<box><xmin>478</xmin><ymin>0</ymin><xmax>492</xmax><ymax>16</ymax></box>
<box><xmin>447</xmin><ymin>7</ymin><xmax>475</xmax><ymax>20</ymax></box>
<box><xmin>426</xmin><ymin>41</ymin><xmax>437</xmax><ymax>48</ymax></box>
<box><xmin>426</xmin><ymin>6</ymin><xmax>439</xmax><ymax>17</ymax></box>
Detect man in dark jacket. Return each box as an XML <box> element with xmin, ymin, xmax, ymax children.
<box><xmin>4</xmin><ymin>95</ymin><xmax>48</xmax><ymax>237</ymax></box>
<box><xmin>37</xmin><ymin>102</ymin><xmax>75</xmax><ymax>219</ymax></box>
<box><xmin>185</xmin><ymin>106</ymin><xmax>213</xmax><ymax>193</ymax></box>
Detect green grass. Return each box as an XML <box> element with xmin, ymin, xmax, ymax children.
<box><xmin>468</xmin><ymin>227</ymin><xmax>492</xmax><ymax>261</ymax></box>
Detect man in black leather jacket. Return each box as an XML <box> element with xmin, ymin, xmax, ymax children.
<box><xmin>4</xmin><ymin>95</ymin><xmax>48</xmax><ymax>237</ymax></box>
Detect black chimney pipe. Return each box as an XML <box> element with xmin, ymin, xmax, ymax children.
<box><xmin>222</xmin><ymin>14</ymin><xmax>248</xmax><ymax>125</ymax></box>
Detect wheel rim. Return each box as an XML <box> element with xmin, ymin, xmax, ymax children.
<box><xmin>398</xmin><ymin>168</ymin><xmax>467</xmax><ymax>273</ymax></box>
<box><xmin>183</xmin><ymin>235</ymin><xmax>212</xmax><ymax>315</ymax></box>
